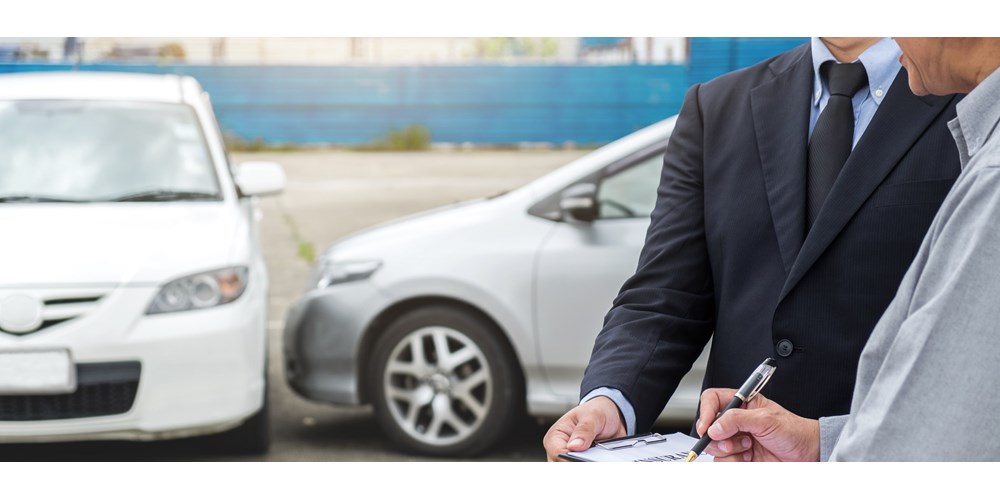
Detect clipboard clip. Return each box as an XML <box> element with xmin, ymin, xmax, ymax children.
<box><xmin>595</xmin><ymin>432</ymin><xmax>667</xmax><ymax>450</ymax></box>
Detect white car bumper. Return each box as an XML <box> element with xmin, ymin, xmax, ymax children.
<box><xmin>0</xmin><ymin>283</ymin><xmax>266</xmax><ymax>442</ymax></box>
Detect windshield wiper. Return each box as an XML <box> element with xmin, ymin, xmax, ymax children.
<box><xmin>106</xmin><ymin>190</ymin><xmax>222</xmax><ymax>202</ymax></box>
<box><xmin>0</xmin><ymin>195</ymin><xmax>90</xmax><ymax>203</ymax></box>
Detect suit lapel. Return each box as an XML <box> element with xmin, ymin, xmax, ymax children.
<box><xmin>777</xmin><ymin>69</ymin><xmax>954</xmax><ymax>303</ymax></box>
<box><xmin>751</xmin><ymin>47</ymin><xmax>813</xmax><ymax>274</ymax></box>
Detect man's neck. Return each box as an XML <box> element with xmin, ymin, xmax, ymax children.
<box><xmin>951</xmin><ymin>42</ymin><xmax>1000</xmax><ymax>93</ymax></box>
<box><xmin>820</xmin><ymin>37</ymin><xmax>881</xmax><ymax>63</ymax></box>
<box><xmin>971</xmin><ymin>47</ymin><xmax>1000</xmax><ymax>90</ymax></box>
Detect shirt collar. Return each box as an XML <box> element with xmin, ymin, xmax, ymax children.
<box><xmin>810</xmin><ymin>37</ymin><xmax>902</xmax><ymax>107</ymax></box>
<box><xmin>952</xmin><ymin>65</ymin><xmax>1000</xmax><ymax>161</ymax></box>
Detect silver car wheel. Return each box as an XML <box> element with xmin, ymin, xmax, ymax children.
<box><xmin>383</xmin><ymin>326</ymin><xmax>492</xmax><ymax>447</ymax></box>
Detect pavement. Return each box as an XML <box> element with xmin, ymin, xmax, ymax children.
<box><xmin>1</xmin><ymin>150</ymin><xmax>601</xmax><ymax>461</ymax></box>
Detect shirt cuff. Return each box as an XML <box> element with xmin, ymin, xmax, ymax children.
<box><xmin>818</xmin><ymin>415</ymin><xmax>850</xmax><ymax>462</ymax></box>
<box><xmin>581</xmin><ymin>387</ymin><xmax>636</xmax><ymax>436</ymax></box>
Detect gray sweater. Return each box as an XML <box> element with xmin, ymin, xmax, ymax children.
<box><xmin>820</xmin><ymin>66</ymin><xmax>1000</xmax><ymax>461</ymax></box>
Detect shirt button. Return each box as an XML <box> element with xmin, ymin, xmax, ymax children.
<box><xmin>776</xmin><ymin>339</ymin><xmax>795</xmax><ymax>358</ymax></box>
<box><xmin>875</xmin><ymin>88</ymin><xmax>884</xmax><ymax>98</ymax></box>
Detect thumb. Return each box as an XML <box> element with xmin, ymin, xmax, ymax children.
<box><xmin>707</xmin><ymin>408</ymin><xmax>772</xmax><ymax>441</ymax></box>
<box><xmin>567</xmin><ymin>418</ymin><xmax>599</xmax><ymax>451</ymax></box>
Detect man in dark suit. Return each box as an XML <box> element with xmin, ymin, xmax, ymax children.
<box><xmin>544</xmin><ymin>37</ymin><xmax>962</xmax><ymax>461</ymax></box>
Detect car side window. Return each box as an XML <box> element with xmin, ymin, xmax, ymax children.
<box><xmin>596</xmin><ymin>154</ymin><xmax>663</xmax><ymax>219</ymax></box>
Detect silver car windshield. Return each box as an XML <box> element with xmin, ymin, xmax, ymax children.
<box><xmin>0</xmin><ymin>100</ymin><xmax>222</xmax><ymax>203</ymax></box>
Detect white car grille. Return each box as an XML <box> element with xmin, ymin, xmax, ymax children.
<box><xmin>0</xmin><ymin>290</ymin><xmax>108</xmax><ymax>336</ymax></box>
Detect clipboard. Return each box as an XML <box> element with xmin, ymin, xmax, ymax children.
<box><xmin>558</xmin><ymin>432</ymin><xmax>713</xmax><ymax>462</ymax></box>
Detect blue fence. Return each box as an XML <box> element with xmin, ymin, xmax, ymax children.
<box><xmin>0</xmin><ymin>63</ymin><xmax>688</xmax><ymax>145</ymax></box>
<box><xmin>689</xmin><ymin>37</ymin><xmax>808</xmax><ymax>84</ymax></box>
<box><xmin>0</xmin><ymin>38</ymin><xmax>808</xmax><ymax>145</ymax></box>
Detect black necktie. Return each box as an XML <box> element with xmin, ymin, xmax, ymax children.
<box><xmin>807</xmin><ymin>61</ymin><xmax>869</xmax><ymax>227</ymax></box>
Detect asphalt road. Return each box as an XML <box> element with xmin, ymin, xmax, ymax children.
<box><xmin>2</xmin><ymin>149</ymin><xmax>624</xmax><ymax>461</ymax></box>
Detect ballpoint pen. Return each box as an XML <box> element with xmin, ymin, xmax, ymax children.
<box><xmin>684</xmin><ymin>358</ymin><xmax>777</xmax><ymax>462</ymax></box>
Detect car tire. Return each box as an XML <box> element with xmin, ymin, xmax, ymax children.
<box><xmin>369</xmin><ymin>306</ymin><xmax>523</xmax><ymax>457</ymax></box>
<box><xmin>213</xmin><ymin>380</ymin><xmax>271</xmax><ymax>455</ymax></box>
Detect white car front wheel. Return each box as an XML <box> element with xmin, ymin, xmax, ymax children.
<box><xmin>369</xmin><ymin>306</ymin><xmax>521</xmax><ymax>456</ymax></box>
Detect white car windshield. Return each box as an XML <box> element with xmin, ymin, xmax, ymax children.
<box><xmin>0</xmin><ymin>100</ymin><xmax>221</xmax><ymax>203</ymax></box>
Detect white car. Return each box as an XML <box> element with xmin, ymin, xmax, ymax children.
<box><xmin>284</xmin><ymin>116</ymin><xmax>709</xmax><ymax>456</ymax></box>
<box><xmin>0</xmin><ymin>72</ymin><xmax>285</xmax><ymax>453</ymax></box>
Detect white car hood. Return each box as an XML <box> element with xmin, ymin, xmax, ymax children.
<box><xmin>329</xmin><ymin>197</ymin><xmax>504</xmax><ymax>258</ymax></box>
<box><xmin>0</xmin><ymin>204</ymin><xmax>243</xmax><ymax>286</ymax></box>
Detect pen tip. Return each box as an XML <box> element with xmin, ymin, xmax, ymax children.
<box><xmin>684</xmin><ymin>451</ymin><xmax>698</xmax><ymax>462</ymax></box>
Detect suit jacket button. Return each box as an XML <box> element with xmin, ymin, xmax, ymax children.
<box><xmin>776</xmin><ymin>339</ymin><xmax>794</xmax><ymax>357</ymax></box>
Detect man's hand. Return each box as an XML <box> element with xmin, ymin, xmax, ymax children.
<box><xmin>543</xmin><ymin>396</ymin><xmax>627</xmax><ymax>461</ymax></box>
<box><xmin>695</xmin><ymin>388</ymin><xmax>821</xmax><ymax>462</ymax></box>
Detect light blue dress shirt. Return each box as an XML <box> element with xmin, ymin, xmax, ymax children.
<box><xmin>809</xmin><ymin>37</ymin><xmax>902</xmax><ymax>145</ymax></box>
<box><xmin>583</xmin><ymin>38</ymin><xmax>903</xmax><ymax>437</ymax></box>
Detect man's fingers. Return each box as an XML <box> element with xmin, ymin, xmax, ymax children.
<box><xmin>542</xmin><ymin>430</ymin><xmax>568</xmax><ymax>461</ymax></box>
<box><xmin>543</xmin><ymin>414</ymin><xmax>579</xmax><ymax>461</ymax></box>
<box><xmin>709</xmin><ymin>439</ymin><xmax>748</xmax><ymax>462</ymax></box>
<box><xmin>697</xmin><ymin>388</ymin><xmax>738</xmax><ymax>436</ymax></box>
<box><xmin>567</xmin><ymin>417</ymin><xmax>598</xmax><ymax>451</ymax></box>
<box><xmin>704</xmin><ymin>441</ymin><xmax>733</xmax><ymax>458</ymax></box>
<box><xmin>544</xmin><ymin>397</ymin><xmax>626</xmax><ymax>460</ymax></box>
<box><xmin>707</xmin><ymin>408</ymin><xmax>745</xmax><ymax>440</ymax></box>
<box><xmin>715</xmin><ymin>451</ymin><xmax>753</xmax><ymax>463</ymax></box>
<box><xmin>707</xmin><ymin>408</ymin><xmax>772</xmax><ymax>441</ymax></box>
<box><xmin>704</xmin><ymin>434</ymin><xmax>752</xmax><ymax>457</ymax></box>
<box><xmin>712</xmin><ymin>453</ymin><xmax>744</xmax><ymax>462</ymax></box>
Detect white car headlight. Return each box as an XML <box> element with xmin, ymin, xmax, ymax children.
<box><xmin>312</xmin><ymin>258</ymin><xmax>381</xmax><ymax>289</ymax></box>
<box><xmin>147</xmin><ymin>267</ymin><xmax>249</xmax><ymax>315</ymax></box>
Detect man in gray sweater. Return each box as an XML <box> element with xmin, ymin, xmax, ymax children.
<box><xmin>695</xmin><ymin>37</ymin><xmax>1000</xmax><ymax>461</ymax></box>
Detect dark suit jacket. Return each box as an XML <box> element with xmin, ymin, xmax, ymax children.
<box><xmin>580</xmin><ymin>42</ymin><xmax>963</xmax><ymax>432</ymax></box>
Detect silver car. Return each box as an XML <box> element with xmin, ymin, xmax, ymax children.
<box><xmin>283</xmin><ymin>117</ymin><xmax>708</xmax><ymax>456</ymax></box>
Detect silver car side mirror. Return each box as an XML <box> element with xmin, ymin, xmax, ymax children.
<box><xmin>559</xmin><ymin>183</ymin><xmax>598</xmax><ymax>223</ymax></box>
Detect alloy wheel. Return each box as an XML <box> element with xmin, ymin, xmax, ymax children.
<box><xmin>382</xmin><ymin>326</ymin><xmax>492</xmax><ymax>447</ymax></box>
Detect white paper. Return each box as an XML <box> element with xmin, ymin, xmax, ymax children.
<box><xmin>562</xmin><ymin>432</ymin><xmax>714</xmax><ymax>462</ymax></box>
